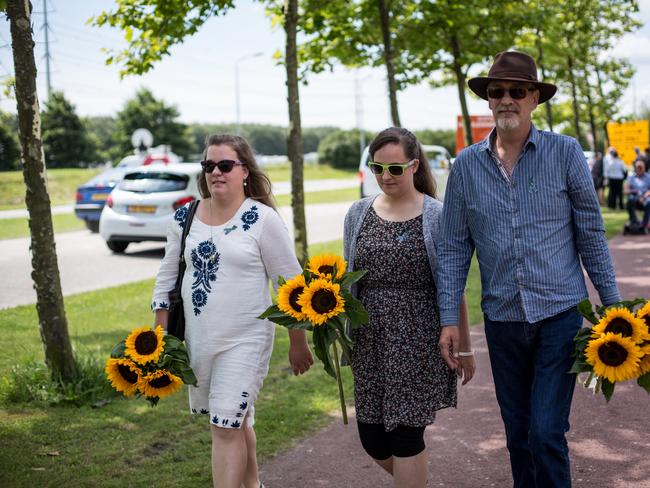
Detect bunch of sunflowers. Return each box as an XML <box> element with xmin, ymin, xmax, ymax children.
<box><xmin>571</xmin><ymin>298</ymin><xmax>650</xmax><ymax>401</ymax></box>
<box><xmin>259</xmin><ymin>254</ymin><xmax>369</xmax><ymax>423</ymax></box>
<box><xmin>105</xmin><ymin>325</ymin><xmax>197</xmax><ymax>406</ymax></box>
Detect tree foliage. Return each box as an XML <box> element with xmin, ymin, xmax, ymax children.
<box><xmin>0</xmin><ymin>111</ymin><xmax>21</xmax><ymax>171</ymax></box>
<box><xmin>317</xmin><ymin>128</ymin><xmax>372</xmax><ymax>169</ymax></box>
<box><xmin>113</xmin><ymin>88</ymin><xmax>194</xmax><ymax>159</ymax></box>
<box><xmin>41</xmin><ymin>91</ymin><xmax>95</xmax><ymax>168</ymax></box>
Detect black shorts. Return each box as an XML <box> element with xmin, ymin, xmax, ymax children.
<box><xmin>357</xmin><ymin>421</ymin><xmax>426</xmax><ymax>460</ymax></box>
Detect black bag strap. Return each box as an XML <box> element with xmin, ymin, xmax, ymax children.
<box><xmin>173</xmin><ymin>199</ymin><xmax>200</xmax><ymax>292</ymax></box>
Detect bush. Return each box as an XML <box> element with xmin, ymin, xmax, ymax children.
<box><xmin>0</xmin><ymin>356</ymin><xmax>119</xmax><ymax>407</ymax></box>
<box><xmin>318</xmin><ymin>129</ymin><xmax>372</xmax><ymax>170</ymax></box>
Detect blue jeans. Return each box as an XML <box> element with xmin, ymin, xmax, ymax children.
<box><xmin>484</xmin><ymin>307</ymin><xmax>582</xmax><ymax>488</ymax></box>
<box><xmin>627</xmin><ymin>196</ymin><xmax>650</xmax><ymax>226</ymax></box>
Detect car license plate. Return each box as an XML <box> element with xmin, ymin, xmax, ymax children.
<box><xmin>91</xmin><ymin>193</ymin><xmax>109</xmax><ymax>201</ymax></box>
<box><xmin>127</xmin><ymin>205</ymin><xmax>157</xmax><ymax>214</ymax></box>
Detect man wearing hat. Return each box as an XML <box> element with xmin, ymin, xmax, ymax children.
<box><xmin>435</xmin><ymin>51</ymin><xmax>620</xmax><ymax>487</ymax></box>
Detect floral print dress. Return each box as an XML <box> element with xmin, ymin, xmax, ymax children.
<box><xmin>152</xmin><ymin>198</ymin><xmax>301</xmax><ymax>429</ymax></box>
<box><xmin>352</xmin><ymin>207</ymin><xmax>456</xmax><ymax>431</ymax></box>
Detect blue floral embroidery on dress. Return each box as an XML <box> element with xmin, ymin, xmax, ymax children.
<box><xmin>231</xmin><ymin>420</ymin><xmax>241</xmax><ymax>429</ymax></box>
<box><xmin>200</xmin><ymin>409</ymin><xmax>209</xmax><ymax>415</ymax></box>
<box><xmin>174</xmin><ymin>205</ymin><xmax>189</xmax><ymax>229</ymax></box>
<box><xmin>224</xmin><ymin>225</ymin><xmax>237</xmax><ymax>235</ymax></box>
<box><xmin>191</xmin><ymin>408</ymin><xmax>197</xmax><ymax>414</ymax></box>
<box><xmin>241</xmin><ymin>391</ymin><xmax>249</xmax><ymax>397</ymax></box>
<box><xmin>158</xmin><ymin>301</ymin><xmax>168</xmax><ymax>309</ymax></box>
<box><xmin>190</xmin><ymin>240</ymin><xmax>220</xmax><ymax>316</ymax></box>
<box><xmin>221</xmin><ymin>418</ymin><xmax>229</xmax><ymax>426</ymax></box>
<box><xmin>240</xmin><ymin>205</ymin><xmax>259</xmax><ymax>231</ymax></box>
<box><xmin>239</xmin><ymin>401</ymin><xmax>248</xmax><ymax>410</ymax></box>
<box><xmin>211</xmin><ymin>415</ymin><xmax>219</xmax><ymax>425</ymax></box>
<box><xmin>235</xmin><ymin>412</ymin><xmax>243</xmax><ymax>418</ymax></box>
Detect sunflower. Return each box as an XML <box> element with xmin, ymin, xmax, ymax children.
<box><xmin>105</xmin><ymin>358</ymin><xmax>142</xmax><ymax>396</ymax></box>
<box><xmin>585</xmin><ymin>332</ymin><xmax>644</xmax><ymax>383</ymax></box>
<box><xmin>636</xmin><ymin>301</ymin><xmax>650</xmax><ymax>335</ymax></box>
<box><xmin>138</xmin><ymin>369</ymin><xmax>183</xmax><ymax>399</ymax></box>
<box><xmin>307</xmin><ymin>254</ymin><xmax>347</xmax><ymax>280</ymax></box>
<box><xmin>638</xmin><ymin>343</ymin><xmax>650</xmax><ymax>376</ymax></box>
<box><xmin>298</xmin><ymin>278</ymin><xmax>345</xmax><ymax>326</ymax></box>
<box><xmin>125</xmin><ymin>325</ymin><xmax>165</xmax><ymax>364</ymax></box>
<box><xmin>277</xmin><ymin>274</ymin><xmax>308</xmax><ymax>321</ymax></box>
<box><xmin>592</xmin><ymin>307</ymin><xmax>649</xmax><ymax>344</ymax></box>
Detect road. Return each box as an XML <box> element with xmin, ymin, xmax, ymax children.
<box><xmin>0</xmin><ymin>202</ymin><xmax>353</xmax><ymax>309</ymax></box>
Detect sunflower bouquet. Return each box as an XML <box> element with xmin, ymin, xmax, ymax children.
<box><xmin>105</xmin><ymin>325</ymin><xmax>197</xmax><ymax>406</ymax></box>
<box><xmin>259</xmin><ymin>254</ymin><xmax>369</xmax><ymax>424</ymax></box>
<box><xmin>571</xmin><ymin>298</ymin><xmax>650</xmax><ymax>401</ymax></box>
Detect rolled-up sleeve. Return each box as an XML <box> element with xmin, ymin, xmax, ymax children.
<box><xmin>566</xmin><ymin>141</ymin><xmax>620</xmax><ymax>305</ymax></box>
<box><xmin>437</xmin><ymin>160</ymin><xmax>475</xmax><ymax>325</ymax></box>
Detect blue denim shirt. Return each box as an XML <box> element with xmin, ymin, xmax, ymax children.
<box><xmin>437</xmin><ymin>126</ymin><xmax>620</xmax><ymax>325</ymax></box>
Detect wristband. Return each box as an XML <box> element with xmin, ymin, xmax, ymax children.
<box><xmin>458</xmin><ymin>351</ymin><xmax>474</xmax><ymax>357</ymax></box>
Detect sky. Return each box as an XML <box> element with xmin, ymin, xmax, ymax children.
<box><xmin>0</xmin><ymin>0</ymin><xmax>649</xmax><ymax>134</ymax></box>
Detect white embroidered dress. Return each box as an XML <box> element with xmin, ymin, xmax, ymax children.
<box><xmin>152</xmin><ymin>198</ymin><xmax>300</xmax><ymax>429</ymax></box>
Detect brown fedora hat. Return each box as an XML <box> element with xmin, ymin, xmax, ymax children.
<box><xmin>468</xmin><ymin>51</ymin><xmax>557</xmax><ymax>104</ymax></box>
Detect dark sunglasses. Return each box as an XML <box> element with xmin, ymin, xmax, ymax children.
<box><xmin>486</xmin><ymin>86</ymin><xmax>536</xmax><ymax>100</ymax></box>
<box><xmin>367</xmin><ymin>159</ymin><xmax>416</xmax><ymax>176</ymax></box>
<box><xmin>200</xmin><ymin>159</ymin><xmax>245</xmax><ymax>173</ymax></box>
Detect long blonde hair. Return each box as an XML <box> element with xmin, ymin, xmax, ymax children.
<box><xmin>199</xmin><ymin>134</ymin><xmax>276</xmax><ymax>209</ymax></box>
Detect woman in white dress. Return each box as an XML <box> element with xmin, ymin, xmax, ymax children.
<box><xmin>152</xmin><ymin>134</ymin><xmax>313</xmax><ymax>488</ymax></box>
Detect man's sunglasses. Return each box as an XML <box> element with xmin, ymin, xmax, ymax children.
<box><xmin>200</xmin><ymin>159</ymin><xmax>245</xmax><ymax>173</ymax></box>
<box><xmin>486</xmin><ymin>86</ymin><xmax>536</xmax><ymax>100</ymax></box>
<box><xmin>367</xmin><ymin>159</ymin><xmax>416</xmax><ymax>176</ymax></box>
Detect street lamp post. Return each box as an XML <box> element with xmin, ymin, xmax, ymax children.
<box><xmin>235</xmin><ymin>52</ymin><xmax>263</xmax><ymax>135</ymax></box>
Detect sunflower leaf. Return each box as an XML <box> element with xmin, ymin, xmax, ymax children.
<box><xmin>601</xmin><ymin>378</ymin><xmax>615</xmax><ymax>402</ymax></box>
<box><xmin>569</xmin><ymin>359</ymin><xmax>592</xmax><ymax>374</ymax></box>
<box><xmin>110</xmin><ymin>340</ymin><xmax>126</xmax><ymax>358</ymax></box>
<box><xmin>277</xmin><ymin>275</ymin><xmax>287</xmax><ymax>287</ymax></box>
<box><xmin>284</xmin><ymin>320</ymin><xmax>313</xmax><ymax>330</ymax></box>
<box><xmin>312</xmin><ymin>326</ymin><xmax>336</xmax><ymax>379</ymax></box>
<box><xmin>340</xmin><ymin>291</ymin><xmax>369</xmax><ymax>327</ymax></box>
<box><xmin>637</xmin><ymin>372</ymin><xmax>650</xmax><ymax>393</ymax></box>
<box><xmin>577</xmin><ymin>299</ymin><xmax>599</xmax><ymax>325</ymax></box>
<box><xmin>258</xmin><ymin>305</ymin><xmax>281</xmax><ymax>319</ymax></box>
<box><xmin>341</xmin><ymin>270</ymin><xmax>367</xmax><ymax>288</ymax></box>
<box><xmin>163</xmin><ymin>334</ymin><xmax>183</xmax><ymax>350</ymax></box>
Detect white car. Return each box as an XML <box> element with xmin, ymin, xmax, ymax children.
<box><xmin>359</xmin><ymin>144</ymin><xmax>453</xmax><ymax>199</ymax></box>
<box><xmin>99</xmin><ymin>163</ymin><xmax>202</xmax><ymax>253</ymax></box>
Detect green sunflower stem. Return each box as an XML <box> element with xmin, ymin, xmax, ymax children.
<box><xmin>334</xmin><ymin>329</ymin><xmax>352</xmax><ymax>366</ymax></box>
<box><xmin>332</xmin><ymin>340</ymin><xmax>348</xmax><ymax>425</ymax></box>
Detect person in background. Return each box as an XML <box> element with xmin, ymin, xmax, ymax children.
<box><xmin>343</xmin><ymin>126</ymin><xmax>474</xmax><ymax>488</ymax></box>
<box><xmin>625</xmin><ymin>160</ymin><xmax>650</xmax><ymax>234</ymax></box>
<box><xmin>604</xmin><ymin>148</ymin><xmax>627</xmax><ymax>210</ymax></box>
<box><xmin>437</xmin><ymin>51</ymin><xmax>620</xmax><ymax>488</ymax></box>
<box><xmin>152</xmin><ymin>134</ymin><xmax>313</xmax><ymax>488</ymax></box>
<box><xmin>591</xmin><ymin>151</ymin><xmax>605</xmax><ymax>205</ymax></box>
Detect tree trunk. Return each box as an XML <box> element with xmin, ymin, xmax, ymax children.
<box><xmin>284</xmin><ymin>0</ymin><xmax>308</xmax><ymax>264</ymax></box>
<box><xmin>377</xmin><ymin>0</ymin><xmax>401</xmax><ymax>127</ymax></box>
<box><xmin>7</xmin><ymin>0</ymin><xmax>77</xmax><ymax>381</ymax></box>
<box><xmin>595</xmin><ymin>67</ymin><xmax>611</xmax><ymax>148</ymax></box>
<box><xmin>585</xmin><ymin>80</ymin><xmax>599</xmax><ymax>152</ymax></box>
<box><xmin>566</xmin><ymin>55</ymin><xmax>584</xmax><ymax>146</ymax></box>
<box><xmin>450</xmin><ymin>34</ymin><xmax>472</xmax><ymax>147</ymax></box>
<box><xmin>535</xmin><ymin>39</ymin><xmax>554</xmax><ymax>131</ymax></box>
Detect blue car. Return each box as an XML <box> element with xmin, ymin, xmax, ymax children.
<box><xmin>74</xmin><ymin>167</ymin><xmax>128</xmax><ymax>232</ymax></box>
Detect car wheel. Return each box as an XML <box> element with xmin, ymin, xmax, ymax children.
<box><xmin>106</xmin><ymin>240</ymin><xmax>129</xmax><ymax>253</ymax></box>
<box><xmin>85</xmin><ymin>220</ymin><xmax>100</xmax><ymax>233</ymax></box>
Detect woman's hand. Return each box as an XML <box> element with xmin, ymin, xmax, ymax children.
<box><xmin>288</xmin><ymin>330</ymin><xmax>313</xmax><ymax>375</ymax></box>
<box><xmin>457</xmin><ymin>355</ymin><xmax>476</xmax><ymax>385</ymax></box>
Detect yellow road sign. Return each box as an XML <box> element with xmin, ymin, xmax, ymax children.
<box><xmin>606</xmin><ymin>120</ymin><xmax>649</xmax><ymax>165</ymax></box>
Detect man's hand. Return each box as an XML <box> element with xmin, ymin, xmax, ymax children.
<box><xmin>439</xmin><ymin>325</ymin><xmax>460</xmax><ymax>370</ymax></box>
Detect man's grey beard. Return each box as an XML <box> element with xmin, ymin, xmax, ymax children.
<box><xmin>496</xmin><ymin>117</ymin><xmax>520</xmax><ymax>130</ymax></box>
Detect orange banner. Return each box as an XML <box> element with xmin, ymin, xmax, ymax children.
<box><xmin>456</xmin><ymin>115</ymin><xmax>494</xmax><ymax>154</ymax></box>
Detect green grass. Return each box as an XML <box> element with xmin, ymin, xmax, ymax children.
<box><xmin>0</xmin><ymin>165</ymin><xmax>356</xmax><ymax>212</ymax></box>
<box><xmin>264</xmin><ymin>164</ymin><xmax>356</xmax><ymax>183</ymax></box>
<box><xmin>0</xmin><ymin>213</ymin><xmax>87</xmax><ymax>240</ymax></box>
<box><xmin>275</xmin><ymin>186</ymin><xmax>358</xmax><ymax>207</ymax></box>
<box><xmin>601</xmin><ymin>207</ymin><xmax>629</xmax><ymax>239</ymax></box>
<box><xmin>0</xmin><ymin>168</ymin><xmax>102</xmax><ymax>210</ymax></box>
<box><xmin>0</xmin><ymin>239</ymin><xmax>353</xmax><ymax>488</ymax></box>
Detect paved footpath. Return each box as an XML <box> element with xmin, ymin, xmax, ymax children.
<box><xmin>260</xmin><ymin>233</ymin><xmax>650</xmax><ymax>488</ymax></box>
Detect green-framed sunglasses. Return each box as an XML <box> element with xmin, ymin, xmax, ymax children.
<box><xmin>367</xmin><ymin>159</ymin><xmax>416</xmax><ymax>176</ymax></box>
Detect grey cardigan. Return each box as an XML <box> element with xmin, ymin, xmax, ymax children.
<box><xmin>343</xmin><ymin>194</ymin><xmax>444</xmax><ymax>299</ymax></box>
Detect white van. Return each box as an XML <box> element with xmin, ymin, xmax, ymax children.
<box><xmin>358</xmin><ymin>144</ymin><xmax>452</xmax><ymax>199</ymax></box>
